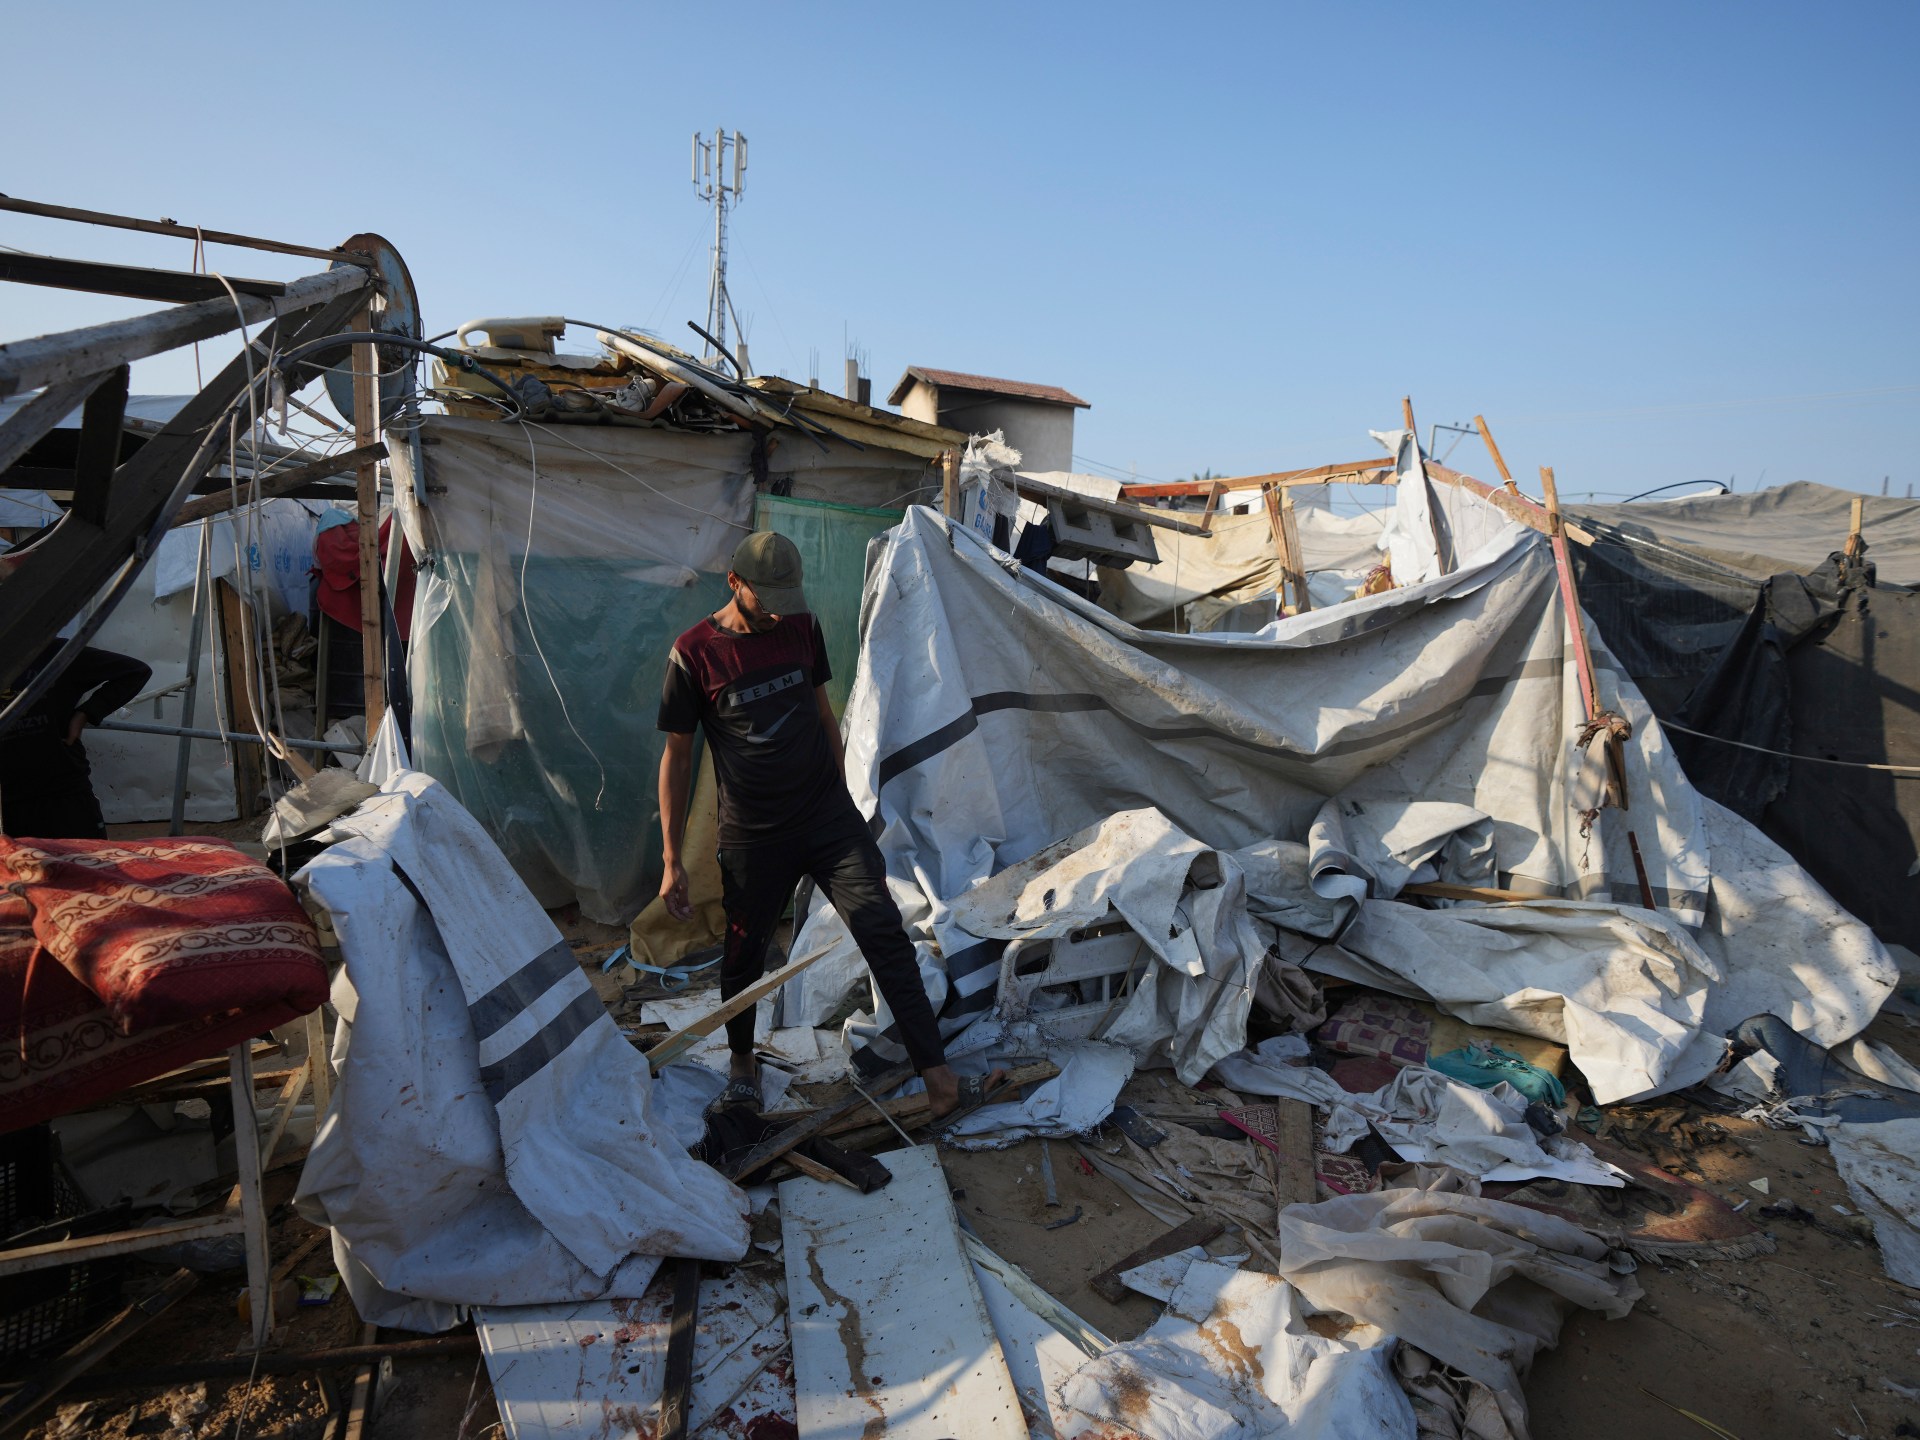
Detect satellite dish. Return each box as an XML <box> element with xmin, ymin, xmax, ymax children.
<box><xmin>320</xmin><ymin>232</ymin><xmax>420</xmax><ymax>424</ymax></box>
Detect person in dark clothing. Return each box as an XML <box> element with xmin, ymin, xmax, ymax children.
<box><xmin>657</xmin><ymin>531</ymin><xmax>1002</xmax><ymax>1116</ymax></box>
<box><xmin>0</xmin><ymin>644</ymin><xmax>151</xmax><ymax>839</ymax></box>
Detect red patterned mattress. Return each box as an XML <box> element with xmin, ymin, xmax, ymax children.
<box><xmin>0</xmin><ymin>837</ymin><xmax>329</xmax><ymax>1134</ymax></box>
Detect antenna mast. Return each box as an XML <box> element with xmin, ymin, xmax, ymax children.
<box><xmin>691</xmin><ymin>127</ymin><xmax>747</xmax><ymax>368</ymax></box>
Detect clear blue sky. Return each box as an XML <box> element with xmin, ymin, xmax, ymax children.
<box><xmin>5</xmin><ymin>2</ymin><xmax>1915</xmax><ymax>504</ymax></box>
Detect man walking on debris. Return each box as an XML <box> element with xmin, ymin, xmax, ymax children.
<box><xmin>657</xmin><ymin>530</ymin><xmax>1001</xmax><ymax>1118</ymax></box>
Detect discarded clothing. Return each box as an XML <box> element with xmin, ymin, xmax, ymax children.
<box><xmin>1428</xmin><ymin>1045</ymin><xmax>1567</xmax><ymax>1108</ymax></box>
<box><xmin>1276</xmin><ymin>1172</ymin><xmax>1640</xmax><ymax>1440</ymax></box>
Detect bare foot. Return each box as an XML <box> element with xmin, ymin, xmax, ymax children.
<box><xmin>925</xmin><ymin>1063</ymin><xmax>1010</xmax><ymax>1121</ymax></box>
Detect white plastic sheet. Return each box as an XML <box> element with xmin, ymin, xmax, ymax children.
<box><xmin>1208</xmin><ymin>1046</ymin><xmax>1622</xmax><ymax>1186</ymax></box>
<box><xmin>1058</xmin><ymin>1261</ymin><xmax>1418</xmax><ymax>1439</ymax></box>
<box><xmin>790</xmin><ymin>504</ymin><xmax>1889</xmax><ymax>1096</ymax></box>
<box><xmin>294</xmin><ymin>771</ymin><xmax>746</xmax><ymax>1329</ymax></box>
<box><xmin>1828</xmin><ymin>1118</ymin><xmax>1920</xmax><ymax>1288</ymax></box>
<box><xmin>1276</xmin><ymin>1178</ymin><xmax>1640</xmax><ymax>1440</ymax></box>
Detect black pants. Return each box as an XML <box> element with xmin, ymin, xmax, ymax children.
<box><xmin>717</xmin><ymin>809</ymin><xmax>946</xmax><ymax>1073</ymax></box>
<box><xmin>0</xmin><ymin>740</ymin><xmax>106</xmax><ymax>839</ymax></box>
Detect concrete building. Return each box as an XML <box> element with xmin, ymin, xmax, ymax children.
<box><xmin>887</xmin><ymin>367</ymin><xmax>1089</xmax><ymax>474</ymax></box>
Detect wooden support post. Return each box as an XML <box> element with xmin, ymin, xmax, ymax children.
<box><xmin>227</xmin><ymin>1043</ymin><xmax>274</xmax><ymax>1348</ymax></box>
<box><xmin>1473</xmin><ymin>414</ymin><xmax>1520</xmax><ymax>496</ymax></box>
<box><xmin>305</xmin><ymin>1007</ymin><xmax>333</xmax><ymax>1121</ymax></box>
<box><xmin>1280</xmin><ymin>487</ymin><xmax>1311</xmax><ymax>614</ymax></box>
<box><xmin>1401</xmin><ymin>395</ymin><xmax>1417</xmax><ymax>432</ymax></box>
<box><xmin>351</xmin><ymin>320</ymin><xmax>385</xmax><ymax>739</ymax></box>
<box><xmin>216</xmin><ymin>580</ymin><xmax>266</xmax><ymax>819</ymax></box>
<box><xmin>339</xmin><ymin>1322</ymin><xmax>379</xmax><ymax>1440</ymax></box>
<box><xmin>940</xmin><ymin>448</ymin><xmax>960</xmax><ymax>518</ymax></box>
<box><xmin>1846</xmin><ymin>495</ymin><xmax>1866</xmax><ymax>558</ymax></box>
<box><xmin>1260</xmin><ymin>483</ymin><xmax>1305</xmax><ymax>614</ymax></box>
<box><xmin>1198</xmin><ymin>479</ymin><xmax>1224</xmax><ymax>534</ymax></box>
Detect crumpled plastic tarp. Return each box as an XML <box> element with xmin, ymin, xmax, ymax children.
<box><xmin>782</xmin><ymin>503</ymin><xmax>1892</xmax><ymax>1096</ymax></box>
<box><xmin>1276</xmin><ymin>1173</ymin><xmax>1641</xmax><ymax>1440</ymax></box>
<box><xmin>1059</xmin><ymin>1260</ymin><xmax>1418</xmax><ymax>1440</ymax></box>
<box><xmin>1210</xmin><ymin>1040</ymin><xmax>1622</xmax><ymax>1186</ymax></box>
<box><xmin>294</xmin><ymin>771</ymin><xmax>747</xmax><ymax>1331</ymax></box>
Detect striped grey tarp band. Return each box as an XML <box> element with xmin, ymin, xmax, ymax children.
<box><xmin>479</xmin><ymin>987</ymin><xmax>606</xmax><ymax>1105</ymax></box>
<box><xmin>466</xmin><ymin>939</ymin><xmax>582</xmax><ymax>1045</ymax></box>
<box><xmin>873</xmin><ymin>659</ymin><xmax>1564</xmax><ymax>793</ymax></box>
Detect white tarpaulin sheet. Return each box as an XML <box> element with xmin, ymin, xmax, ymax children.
<box><xmin>294</xmin><ymin>772</ymin><xmax>747</xmax><ymax>1330</ymax></box>
<box><xmin>786</xmin><ymin>503</ymin><xmax>1892</xmax><ymax>1096</ymax></box>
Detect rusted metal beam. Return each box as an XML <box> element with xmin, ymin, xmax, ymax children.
<box><xmin>0</xmin><ymin>195</ymin><xmax>370</xmax><ymax>265</ymax></box>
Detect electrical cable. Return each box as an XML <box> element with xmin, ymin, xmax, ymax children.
<box><xmin>1656</xmin><ymin>717</ymin><xmax>1920</xmax><ymax>775</ymax></box>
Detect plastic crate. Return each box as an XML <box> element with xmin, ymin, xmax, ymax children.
<box><xmin>0</xmin><ymin>1126</ymin><xmax>130</xmax><ymax>1363</ymax></box>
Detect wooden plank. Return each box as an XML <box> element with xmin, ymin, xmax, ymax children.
<box><xmin>1280</xmin><ymin>486</ymin><xmax>1311</xmax><ymax>614</ymax></box>
<box><xmin>0</xmin><ymin>1213</ymin><xmax>243</xmax><ymax>1279</ymax></box>
<box><xmin>1402</xmin><ymin>881</ymin><xmax>1544</xmax><ymax>903</ymax></box>
<box><xmin>941</xmin><ymin>448</ymin><xmax>959</xmax><ymax>517</ymax></box>
<box><xmin>0</xmin><ymin>264</ymin><xmax>368</xmax><ymax>400</ymax></box>
<box><xmin>0</xmin><ymin>370</ymin><xmax>112</xmax><ymax>475</ymax></box>
<box><xmin>643</xmin><ymin>946</ymin><xmax>831</xmax><ymax>1070</ymax></box>
<box><xmin>1473</xmin><ymin>413</ymin><xmax>1520</xmax><ymax>495</ymax></box>
<box><xmin>228</xmin><ymin>1042</ymin><xmax>274</xmax><ymax>1348</ymax></box>
<box><xmin>0</xmin><ymin>1268</ymin><xmax>197</xmax><ymax>1437</ymax></box>
<box><xmin>1847</xmin><ymin>494</ymin><xmax>1866</xmax><ymax>558</ymax></box>
<box><xmin>31</xmin><ymin>1336</ymin><xmax>479</xmax><ymax>1398</ymax></box>
<box><xmin>720</xmin><ymin>1062</ymin><xmax>915</xmax><ymax>1181</ymax></box>
<box><xmin>338</xmin><ymin>1322</ymin><xmax>379</xmax><ymax>1440</ymax></box>
<box><xmin>657</xmin><ymin>1258</ymin><xmax>702</xmax><ymax>1440</ymax></box>
<box><xmin>1270</xmin><ymin>1098</ymin><xmax>1318</xmax><ymax>1210</ymax></box>
<box><xmin>1087</xmin><ymin>1216</ymin><xmax>1225</xmax><ymax>1304</ymax></box>
<box><xmin>351</xmin><ymin>319</ymin><xmax>385</xmax><ymax>739</ymax></box>
<box><xmin>780</xmin><ymin>1145</ymin><xmax>1028</xmax><ymax>1438</ymax></box>
<box><xmin>0</xmin><ymin>252</ymin><xmax>289</xmax><ymax>306</ymax></box>
<box><xmin>170</xmin><ymin>442</ymin><xmax>384</xmax><ymax>527</ymax></box>
<box><xmin>65</xmin><ymin>363</ymin><xmax>127</xmax><ymax>529</ymax></box>
<box><xmin>1259</xmin><ymin>483</ymin><xmax>1299</xmax><ymax>614</ymax></box>
<box><xmin>1122</xmin><ymin>457</ymin><xmax>1396</xmax><ymax>499</ymax></box>
<box><xmin>0</xmin><ymin>196</ymin><xmax>368</xmax><ymax>265</ymax></box>
<box><xmin>1011</xmin><ymin>472</ymin><xmax>1211</xmax><ymax>536</ymax></box>
<box><xmin>216</xmin><ymin>579</ymin><xmax>267</xmax><ymax>819</ymax></box>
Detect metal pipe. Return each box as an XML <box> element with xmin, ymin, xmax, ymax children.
<box><xmin>0</xmin><ymin>195</ymin><xmax>369</xmax><ymax>266</ymax></box>
<box><xmin>98</xmin><ymin>718</ymin><xmax>359</xmax><ymax>755</ymax></box>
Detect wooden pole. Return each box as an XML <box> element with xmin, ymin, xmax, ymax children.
<box><xmin>1280</xmin><ymin>487</ymin><xmax>1311</xmax><ymax>614</ymax></box>
<box><xmin>657</xmin><ymin>1258</ymin><xmax>702</xmax><ymax>1440</ymax></box>
<box><xmin>1846</xmin><ymin>495</ymin><xmax>1865</xmax><ymax>558</ymax></box>
<box><xmin>171</xmin><ymin>442</ymin><xmax>385</xmax><ymax>527</ymax></box>
<box><xmin>940</xmin><ymin>449</ymin><xmax>959</xmax><ymax>518</ymax></box>
<box><xmin>1198</xmin><ymin>479</ymin><xmax>1224</xmax><ymax>534</ymax></box>
<box><xmin>1260</xmin><ymin>483</ymin><xmax>1302</xmax><ymax>614</ymax></box>
<box><xmin>351</xmin><ymin>320</ymin><xmax>385</xmax><ymax>739</ymax></box>
<box><xmin>216</xmin><ymin>580</ymin><xmax>266</xmax><ymax>819</ymax></box>
<box><xmin>1538</xmin><ymin>466</ymin><xmax>1599</xmax><ymax>720</ymax></box>
<box><xmin>1123</xmin><ymin>458</ymin><xmax>1394</xmax><ymax>500</ymax></box>
<box><xmin>1473</xmin><ymin>415</ymin><xmax>1521</xmax><ymax>496</ymax></box>
<box><xmin>1401</xmin><ymin>395</ymin><xmax>1417</xmax><ymax>432</ymax></box>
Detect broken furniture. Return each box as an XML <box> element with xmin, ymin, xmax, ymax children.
<box><xmin>0</xmin><ymin>835</ymin><xmax>331</xmax><ymax>1350</ymax></box>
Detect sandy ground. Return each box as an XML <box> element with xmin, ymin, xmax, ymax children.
<box><xmin>21</xmin><ymin>893</ymin><xmax>1920</xmax><ymax>1440</ymax></box>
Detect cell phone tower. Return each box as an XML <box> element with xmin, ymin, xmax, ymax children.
<box><xmin>692</xmin><ymin>128</ymin><xmax>748</xmax><ymax>368</ymax></box>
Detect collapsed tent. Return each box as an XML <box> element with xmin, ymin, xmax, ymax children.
<box><xmin>784</xmin><ymin>494</ymin><xmax>1893</xmax><ymax>1102</ymax></box>
<box><xmin>1572</xmin><ymin>482</ymin><xmax>1920</xmax><ymax>952</ymax></box>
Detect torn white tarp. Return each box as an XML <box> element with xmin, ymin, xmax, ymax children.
<box><xmin>944</xmin><ymin>809</ymin><xmax>1270</xmax><ymax>1084</ymax></box>
<box><xmin>1306</xmin><ymin>797</ymin><xmax>1496</xmax><ymax>902</ymax></box>
<box><xmin>1828</xmin><ymin>1118</ymin><xmax>1920</xmax><ymax>1289</ymax></box>
<box><xmin>295</xmin><ymin>772</ymin><xmax>747</xmax><ymax>1330</ymax></box>
<box><xmin>786</xmin><ymin>503</ymin><xmax>1890</xmax><ymax>1095</ymax></box>
<box><xmin>1059</xmin><ymin>1261</ymin><xmax>1417</xmax><ymax>1439</ymax></box>
<box><xmin>1276</xmin><ymin>1174</ymin><xmax>1640</xmax><ymax>1440</ymax></box>
<box><xmin>1209</xmin><ymin>1045</ymin><xmax>1622</xmax><ymax>1186</ymax></box>
<box><xmin>942</xmin><ymin>1037</ymin><xmax>1135</xmax><ymax>1149</ymax></box>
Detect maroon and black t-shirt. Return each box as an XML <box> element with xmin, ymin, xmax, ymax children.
<box><xmin>657</xmin><ymin>613</ymin><xmax>854</xmax><ymax>847</ymax></box>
